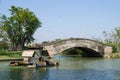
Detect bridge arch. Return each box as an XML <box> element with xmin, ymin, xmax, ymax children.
<box><xmin>43</xmin><ymin>38</ymin><xmax>112</xmax><ymax>57</ymax></box>
<box><xmin>61</xmin><ymin>47</ymin><xmax>103</xmax><ymax>57</ymax></box>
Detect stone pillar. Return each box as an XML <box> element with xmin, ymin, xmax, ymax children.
<box><xmin>104</xmin><ymin>46</ymin><xmax>112</xmax><ymax>58</ymax></box>
<box><xmin>44</xmin><ymin>45</ymin><xmax>56</xmax><ymax>57</ymax></box>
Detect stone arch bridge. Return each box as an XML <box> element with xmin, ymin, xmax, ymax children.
<box><xmin>42</xmin><ymin>38</ymin><xmax>112</xmax><ymax>57</ymax></box>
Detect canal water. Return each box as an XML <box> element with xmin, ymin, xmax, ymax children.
<box><xmin>0</xmin><ymin>56</ymin><xmax>120</xmax><ymax>80</ymax></box>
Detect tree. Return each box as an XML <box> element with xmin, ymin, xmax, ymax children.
<box><xmin>114</xmin><ymin>27</ymin><xmax>120</xmax><ymax>52</ymax></box>
<box><xmin>102</xmin><ymin>27</ymin><xmax>120</xmax><ymax>52</ymax></box>
<box><xmin>0</xmin><ymin>6</ymin><xmax>41</xmax><ymax>51</ymax></box>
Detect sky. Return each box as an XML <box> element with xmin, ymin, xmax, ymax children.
<box><xmin>0</xmin><ymin>0</ymin><xmax>120</xmax><ymax>43</ymax></box>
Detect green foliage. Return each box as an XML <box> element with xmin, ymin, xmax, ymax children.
<box><xmin>0</xmin><ymin>6</ymin><xmax>41</xmax><ymax>51</ymax></box>
<box><xmin>104</xmin><ymin>43</ymin><xmax>117</xmax><ymax>53</ymax></box>
<box><xmin>42</xmin><ymin>41</ymin><xmax>49</xmax><ymax>44</ymax></box>
<box><xmin>0</xmin><ymin>41</ymin><xmax>9</xmax><ymax>50</ymax></box>
<box><xmin>114</xmin><ymin>27</ymin><xmax>120</xmax><ymax>52</ymax></box>
<box><xmin>0</xmin><ymin>51</ymin><xmax>22</xmax><ymax>58</ymax></box>
<box><xmin>102</xmin><ymin>27</ymin><xmax>120</xmax><ymax>52</ymax></box>
<box><xmin>62</xmin><ymin>48</ymin><xmax>84</xmax><ymax>56</ymax></box>
<box><xmin>111</xmin><ymin>44</ymin><xmax>117</xmax><ymax>53</ymax></box>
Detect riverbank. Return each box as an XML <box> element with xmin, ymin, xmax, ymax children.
<box><xmin>0</xmin><ymin>58</ymin><xmax>23</xmax><ymax>61</ymax></box>
<box><xmin>0</xmin><ymin>50</ymin><xmax>120</xmax><ymax>61</ymax></box>
<box><xmin>110</xmin><ymin>52</ymin><xmax>120</xmax><ymax>58</ymax></box>
<box><xmin>0</xmin><ymin>51</ymin><xmax>22</xmax><ymax>61</ymax></box>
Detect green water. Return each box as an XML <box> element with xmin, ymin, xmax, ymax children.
<box><xmin>1</xmin><ymin>56</ymin><xmax>120</xmax><ymax>80</ymax></box>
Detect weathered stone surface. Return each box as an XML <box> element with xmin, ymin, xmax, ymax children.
<box><xmin>104</xmin><ymin>46</ymin><xmax>112</xmax><ymax>58</ymax></box>
<box><xmin>43</xmin><ymin>38</ymin><xmax>112</xmax><ymax>57</ymax></box>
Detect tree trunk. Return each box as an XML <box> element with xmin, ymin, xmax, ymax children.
<box><xmin>9</xmin><ymin>43</ymin><xmax>17</xmax><ymax>51</ymax></box>
<box><xmin>16</xmin><ymin>39</ymin><xmax>25</xmax><ymax>51</ymax></box>
<box><xmin>9</xmin><ymin>39</ymin><xmax>26</xmax><ymax>51</ymax></box>
<box><xmin>16</xmin><ymin>43</ymin><xmax>23</xmax><ymax>51</ymax></box>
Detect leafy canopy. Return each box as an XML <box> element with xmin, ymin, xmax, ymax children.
<box><xmin>0</xmin><ymin>6</ymin><xmax>41</xmax><ymax>50</ymax></box>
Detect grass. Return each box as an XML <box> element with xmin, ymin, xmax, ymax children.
<box><xmin>0</xmin><ymin>56</ymin><xmax>11</xmax><ymax>58</ymax></box>
<box><xmin>0</xmin><ymin>50</ymin><xmax>22</xmax><ymax>58</ymax></box>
